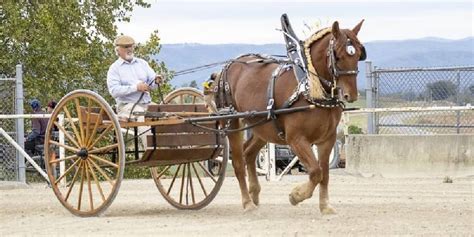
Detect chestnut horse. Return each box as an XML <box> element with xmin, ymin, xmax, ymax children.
<box><xmin>213</xmin><ymin>20</ymin><xmax>365</xmax><ymax>214</ymax></box>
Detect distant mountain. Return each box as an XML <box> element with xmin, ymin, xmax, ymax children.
<box><xmin>155</xmin><ymin>37</ymin><xmax>474</xmax><ymax>90</ymax></box>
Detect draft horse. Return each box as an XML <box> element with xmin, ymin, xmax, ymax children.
<box><xmin>213</xmin><ymin>20</ymin><xmax>365</xmax><ymax>214</ymax></box>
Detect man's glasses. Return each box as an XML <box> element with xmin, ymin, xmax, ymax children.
<box><xmin>120</xmin><ymin>45</ymin><xmax>134</xmax><ymax>49</ymax></box>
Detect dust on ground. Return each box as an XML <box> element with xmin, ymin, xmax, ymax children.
<box><xmin>1</xmin><ymin>169</ymin><xmax>472</xmax><ymax>236</ymax></box>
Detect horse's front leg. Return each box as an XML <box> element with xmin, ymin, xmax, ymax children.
<box><xmin>227</xmin><ymin>121</ymin><xmax>256</xmax><ymax>211</ymax></box>
<box><xmin>317</xmin><ymin>139</ymin><xmax>337</xmax><ymax>215</ymax></box>
<box><xmin>288</xmin><ymin>138</ymin><xmax>322</xmax><ymax>206</ymax></box>
<box><xmin>243</xmin><ymin>134</ymin><xmax>266</xmax><ymax>206</ymax></box>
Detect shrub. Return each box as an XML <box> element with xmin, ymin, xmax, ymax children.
<box><xmin>348</xmin><ymin>125</ymin><xmax>363</xmax><ymax>134</ymax></box>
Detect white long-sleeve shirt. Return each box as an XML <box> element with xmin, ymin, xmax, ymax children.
<box><xmin>107</xmin><ymin>57</ymin><xmax>157</xmax><ymax>104</ymax></box>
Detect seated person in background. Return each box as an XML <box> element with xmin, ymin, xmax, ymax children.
<box><xmin>47</xmin><ymin>100</ymin><xmax>58</xmax><ymax>132</ymax></box>
<box><xmin>47</xmin><ymin>100</ymin><xmax>57</xmax><ymax>113</ymax></box>
<box><xmin>24</xmin><ymin>99</ymin><xmax>49</xmax><ymax>156</ymax></box>
<box><xmin>202</xmin><ymin>72</ymin><xmax>219</xmax><ymax>113</ymax></box>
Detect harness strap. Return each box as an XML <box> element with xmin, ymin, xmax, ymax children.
<box><xmin>215</xmin><ymin>63</ymin><xmax>233</xmax><ymax>109</ymax></box>
<box><xmin>266</xmin><ymin>64</ymin><xmax>287</xmax><ymax>140</ymax></box>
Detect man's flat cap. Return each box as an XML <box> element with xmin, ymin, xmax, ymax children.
<box><xmin>114</xmin><ymin>35</ymin><xmax>135</xmax><ymax>46</ymax></box>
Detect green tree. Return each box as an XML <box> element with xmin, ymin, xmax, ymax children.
<box><xmin>426</xmin><ymin>80</ymin><xmax>457</xmax><ymax>101</ymax></box>
<box><xmin>348</xmin><ymin>125</ymin><xmax>363</xmax><ymax>134</ymax></box>
<box><xmin>0</xmin><ymin>1</ymin><xmax>171</xmax><ymax>107</ymax></box>
<box><xmin>189</xmin><ymin>80</ymin><xmax>198</xmax><ymax>89</ymax></box>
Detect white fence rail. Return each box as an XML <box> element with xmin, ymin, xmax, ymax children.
<box><xmin>262</xmin><ymin>105</ymin><xmax>473</xmax><ymax>181</ymax></box>
<box><xmin>0</xmin><ymin>113</ymin><xmax>65</xmax><ymax>184</ymax></box>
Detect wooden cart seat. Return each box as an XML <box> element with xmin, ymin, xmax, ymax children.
<box><xmin>79</xmin><ymin>106</ymin><xmax>111</xmax><ymax>127</ymax></box>
<box><xmin>147</xmin><ymin>104</ymin><xmax>208</xmax><ymax>113</ymax></box>
<box><xmin>137</xmin><ymin>104</ymin><xmax>224</xmax><ymax>167</ymax></box>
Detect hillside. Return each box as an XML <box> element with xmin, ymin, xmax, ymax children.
<box><xmin>155</xmin><ymin>37</ymin><xmax>474</xmax><ymax>89</ymax></box>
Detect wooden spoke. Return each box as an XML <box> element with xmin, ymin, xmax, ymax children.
<box><xmin>86</xmin><ymin>108</ymin><xmax>104</xmax><ymax>147</ymax></box>
<box><xmin>191</xmin><ymin>163</ymin><xmax>208</xmax><ymax>197</ymax></box>
<box><xmin>49</xmin><ymin>154</ymin><xmax>78</xmax><ymax>164</ymax></box>
<box><xmin>188</xmin><ymin>164</ymin><xmax>195</xmax><ymax>204</ymax></box>
<box><xmin>75</xmin><ymin>98</ymin><xmax>85</xmax><ymax>145</ymax></box>
<box><xmin>89</xmin><ymin>143</ymin><xmax>119</xmax><ymax>155</ymax></box>
<box><xmin>62</xmin><ymin>106</ymin><xmax>83</xmax><ymax>147</ymax></box>
<box><xmin>50</xmin><ymin>140</ymin><xmax>80</xmax><ymax>153</ymax></box>
<box><xmin>88</xmin><ymin>154</ymin><xmax>119</xmax><ymax>168</ymax></box>
<box><xmin>87</xmin><ymin>160</ymin><xmax>106</xmax><ymax>202</ymax></box>
<box><xmin>77</xmin><ymin>160</ymin><xmax>86</xmax><ymax>211</ymax></box>
<box><xmin>185</xmin><ymin>164</ymin><xmax>190</xmax><ymax>205</ymax></box>
<box><xmin>55</xmin><ymin>158</ymin><xmax>82</xmax><ymax>185</ymax></box>
<box><xmin>88</xmin><ymin>124</ymin><xmax>114</xmax><ymax>150</ymax></box>
<box><xmin>54</xmin><ymin>121</ymin><xmax>81</xmax><ymax>148</ymax></box>
<box><xmin>88</xmin><ymin>158</ymin><xmax>115</xmax><ymax>186</ymax></box>
<box><xmin>197</xmin><ymin>161</ymin><xmax>217</xmax><ymax>183</ymax></box>
<box><xmin>155</xmin><ymin>166</ymin><xmax>171</xmax><ymax>180</ymax></box>
<box><xmin>167</xmin><ymin>164</ymin><xmax>182</xmax><ymax>195</ymax></box>
<box><xmin>85</xmin><ymin>98</ymin><xmax>92</xmax><ymax>147</ymax></box>
<box><xmin>179</xmin><ymin>164</ymin><xmax>186</xmax><ymax>204</ymax></box>
<box><xmin>85</xmin><ymin>161</ymin><xmax>94</xmax><ymax>211</ymax></box>
<box><xmin>64</xmin><ymin>161</ymin><xmax>83</xmax><ymax>201</ymax></box>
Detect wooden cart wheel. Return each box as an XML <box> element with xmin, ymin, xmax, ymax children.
<box><xmin>44</xmin><ymin>90</ymin><xmax>125</xmax><ymax>217</ymax></box>
<box><xmin>163</xmin><ymin>87</ymin><xmax>205</xmax><ymax>105</ymax></box>
<box><xmin>150</xmin><ymin>87</ymin><xmax>228</xmax><ymax>210</ymax></box>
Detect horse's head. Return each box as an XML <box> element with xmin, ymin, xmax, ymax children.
<box><xmin>327</xmin><ymin>20</ymin><xmax>365</xmax><ymax>102</ymax></box>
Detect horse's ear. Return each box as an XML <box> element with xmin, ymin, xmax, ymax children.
<box><xmin>352</xmin><ymin>19</ymin><xmax>365</xmax><ymax>35</ymax></box>
<box><xmin>331</xmin><ymin>21</ymin><xmax>340</xmax><ymax>39</ymax></box>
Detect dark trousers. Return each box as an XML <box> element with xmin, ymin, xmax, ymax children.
<box><xmin>24</xmin><ymin>138</ymin><xmax>43</xmax><ymax>156</ymax></box>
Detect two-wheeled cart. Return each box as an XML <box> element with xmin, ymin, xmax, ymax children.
<box><xmin>44</xmin><ymin>88</ymin><xmax>229</xmax><ymax>217</ymax></box>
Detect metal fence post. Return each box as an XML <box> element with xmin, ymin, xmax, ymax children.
<box><xmin>365</xmin><ymin>61</ymin><xmax>375</xmax><ymax>134</ymax></box>
<box><xmin>455</xmin><ymin>70</ymin><xmax>461</xmax><ymax>134</ymax></box>
<box><xmin>268</xmin><ymin>143</ymin><xmax>276</xmax><ymax>181</ymax></box>
<box><xmin>15</xmin><ymin>64</ymin><xmax>25</xmax><ymax>183</ymax></box>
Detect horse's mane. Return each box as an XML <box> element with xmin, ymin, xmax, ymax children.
<box><xmin>303</xmin><ymin>28</ymin><xmax>332</xmax><ymax>100</ymax></box>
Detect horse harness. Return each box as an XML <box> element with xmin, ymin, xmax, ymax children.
<box><xmin>210</xmin><ymin>15</ymin><xmax>366</xmax><ymax>139</ymax></box>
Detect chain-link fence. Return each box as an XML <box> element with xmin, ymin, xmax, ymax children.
<box><xmin>0</xmin><ymin>74</ymin><xmax>18</xmax><ymax>181</ymax></box>
<box><xmin>367</xmin><ymin>65</ymin><xmax>474</xmax><ymax>134</ymax></box>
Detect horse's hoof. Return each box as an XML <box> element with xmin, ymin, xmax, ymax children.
<box><xmin>289</xmin><ymin>194</ymin><xmax>299</xmax><ymax>206</ymax></box>
<box><xmin>252</xmin><ymin>199</ymin><xmax>259</xmax><ymax>206</ymax></box>
<box><xmin>251</xmin><ymin>196</ymin><xmax>259</xmax><ymax>206</ymax></box>
<box><xmin>243</xmin><ymin>202</ymin><xmax>258</xmax><ymax>212</ymax></box>
<box><xmin>320</xmin><ymin>206</ymin><xmax>337</xmax><ymax>215</ymax></box>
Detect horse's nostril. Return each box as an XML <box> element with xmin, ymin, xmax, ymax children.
<box><xmin>344</xmin><ymin>94</ymin><xmax>350</xmax><ymax>100</ymax></box>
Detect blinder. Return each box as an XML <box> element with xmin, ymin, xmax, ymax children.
<box><xmin>359</xmin><ymin>45</ymin><xmax>367</xmax><ymax>61</ymax></box>
<box><xmin>346</xmin><ymin>39</ymin><xmax>366</xmax><ymax>61</ymax></box>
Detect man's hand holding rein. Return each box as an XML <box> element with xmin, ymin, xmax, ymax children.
<box><xmin>137</xmin><ymin>82</ymin><xmax>150</xmax><ymax>92</ymax></box>
<box><xmin>155</xmin><ymin>74</ymin><xmax>163</xmax><ymax>85</ymax></box>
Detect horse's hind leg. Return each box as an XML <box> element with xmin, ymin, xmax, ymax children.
<box><xmin>227</xmin><ymin>120</ymin><xmax>256</xmax><ymax>211</ymax></box>
<box><xmin>243</xmin><ymin>134</ymin><xmax>266</xmax><ymax>206</ymax></box>
<box><xmin>288</xmin><ymin>139</ymin><xmax>322</xmax><ymax>206</ymax></box>
<box><xmin>317</xmin><ymin>140</ymin><xmax>337</xmax><ymax>215</ymax></box>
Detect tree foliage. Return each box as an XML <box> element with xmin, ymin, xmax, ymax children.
<box><xmin>181</xmin><ymin>80</ymin><xmax>199</xmax><ymax>89</ymax></box>
<box><xmin>426</xmin><ymin>80</ymin><xmax>457</xmax><ymax>101</ymax></box>
<box><xmin>348</xmin><ymin>125</ymin><xmax>363</xmax><ymax>134</ymax></box>
<box><xmin>0</xmin><ymin>1</ymin><xmax>171</xmax><ymax>110</ymax></box>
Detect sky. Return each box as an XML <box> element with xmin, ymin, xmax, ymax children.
<box><xmin>117</xmin><ymin>0</ymin><xmax>473</xmax><ymax>44</ymax></box>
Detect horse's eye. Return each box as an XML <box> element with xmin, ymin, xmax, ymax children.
<box><xmin>346</xmin><ymin>45</ymin><xmax>356</xmax><ymax>56</ymax></box>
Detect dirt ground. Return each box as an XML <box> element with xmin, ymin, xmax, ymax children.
<box><xmin>1</xmin><ymin>169</ymin><xmax>472</xmax><ymax>236</ymax></box>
